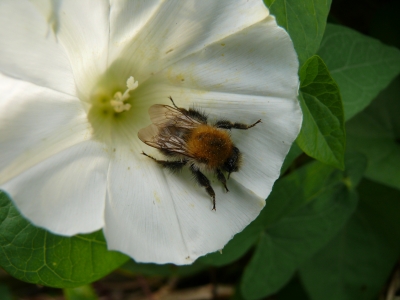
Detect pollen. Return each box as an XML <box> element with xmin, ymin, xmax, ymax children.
<box><xmin>187</xmin><ymin>125</ymin><xmax>233</xmax><ymax>168</ymax></box>
<box><xmin>110</xmin><ymin>76</ymin><xmax>138</xmax><ymax>113</ymax></box>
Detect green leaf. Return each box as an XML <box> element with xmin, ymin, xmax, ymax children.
<box><xmin>64</xmin><ymin>285</ymin><xmax>98</xmax><ymax>300</ymax></box>
<box><xmin>261</xmin><ymin>157</ymin><xmax>342</xmax><ymax>227</ymax></box>
<box><xmin>296</xmin><ymin>55</ymin><xmax>346</xmax><ymax>169</ymax></box>
<box><xmin>268</xmin><ymin>0</ymin><xmax>332</xmax><ymax>65</ymax></box>
<box><xmin>240</xmin><ymin>153</ymin><xmax>366</xmax><ymax>300</ymax></box>
<box><xmin>0</xmin><ymin>192</ymin><xmax>128</xmax><ymax>288</ymax></box>
<box><xmin>346</xmin><ymin>76</ymin><xmax>400</xmax><ymax>190</ymax></box>
<box><xmin>318</xmin><ymin>24</ymin><xmax>400</xmax><ymax>120</ymax></box>
<box><xmin>299</xmin><ymin>180</ymin><xmax>400</xmax><ymax>300</ymax></box>
<box><xmin>263</xmin><ymin>0</ymin><xmax>275</xmax><ymax>8</ymax></box>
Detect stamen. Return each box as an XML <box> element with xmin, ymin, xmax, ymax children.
<box><xmin>110</xmin><ymin>76</ymin><xmax>138</xmax><ymax>113</ymax></box>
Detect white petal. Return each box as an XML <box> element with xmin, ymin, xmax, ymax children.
<box><xmin>104</xmin><ymin>146</ymin><xmax>264</xmax><ymax>264</ymax></box>
<box><xmin>2</xmin><ymin>139</ymin><xmax>109</xmax><ymax>235</ymax></box>
<box><xmin>108</xmin><ymin>0</ymin><xmax>164</xmax><ymax>61</ymax></box>
<box><xmin>107</xmin><ymin>0</ymin><xmax>269</xmax><ymax>82</ymax></box>
<box><xmin>51</xmin><ymin>0</ymin><xmax>111</xmax><ymax>99</ymax></box>
<box><xmin>156</xmin><ymin>15</ymin><xmax>299</xmax><ymax>100</ymax></box>
<box><xmin>0</xmin><ymin>74</ymin><xmax>92</xmax><ymax>184</ymax></box>
<box><xmin>104</xmin><ymin>147</ymin><xmax>187</xmax><ymax>264</ymax></box>
<box><xmin>0</xmin><ymin>0</ymin><xmax>75</xmax><ymax>95</ymax></box>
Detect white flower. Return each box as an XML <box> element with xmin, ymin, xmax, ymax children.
<box><xmin>0</xmin><ymin>0</ymin><xmax>301</xmax><ymax>264</ymax></box>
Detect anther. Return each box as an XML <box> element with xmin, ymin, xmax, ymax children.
<box><xmin>110</xmin><ymin>76</ymin><xmax>138</xmax><ymax>113</ymax></box>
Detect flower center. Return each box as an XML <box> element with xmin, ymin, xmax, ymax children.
<box><xmin>110</xmin><ymin>76</ymin><xmax>138</xmax><ymax>113</ymax></box>
<box><xmin>87</xmin><ymin>74</ymin><xmax>144</xmax><ymax>145</ymax></box>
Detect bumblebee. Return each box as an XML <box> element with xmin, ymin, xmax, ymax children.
<box><xmin>138</xmin><ymin>97</ymin><xmax>261</xmax><ymax>210</ymax></box>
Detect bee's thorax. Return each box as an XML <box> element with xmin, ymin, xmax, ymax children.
<box><xmin>186</xmin><ymin>125</ymin><xmax>233</xmax><ymax>168</ymax></box>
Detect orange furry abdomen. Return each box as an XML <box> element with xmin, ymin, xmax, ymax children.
<box><xmin>187</xmin><ymin>125</ymin><xmax>233</xmax><ymax>168</ymax></box>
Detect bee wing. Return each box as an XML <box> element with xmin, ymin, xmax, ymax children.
<box><xmin>138</xmin><ymin>124</ymin><xmax>160</xmax><ymax>148</ymax></box>
<box><xmin>138</xmin><ymin>123</ymin><xmax>193</xmax><ymax>157</ymax></box>
<box><xmin>138</xmin><ymin>104</ymin><xmax>201</xmax><ymax>157</ymax></box>
<box><xmin>149</xmin><ymin>104</ymin><xmax>201</xmax><ymax>129</ymax></box>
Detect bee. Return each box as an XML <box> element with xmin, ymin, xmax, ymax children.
<box><xmin>138</xmin><ymin>97</ymin><xmax>261</xmax><ymax>211</ymax></box>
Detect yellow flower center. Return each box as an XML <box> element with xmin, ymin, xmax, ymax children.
<box><xmin>87</xmin><ymin>74</ymin><xmax>143</xmax><ymax>145</ymax></box>
<box><xmin>110</xmin><ymin>76</ymin><xmax>138</xmax><ymax>113</ymax></box>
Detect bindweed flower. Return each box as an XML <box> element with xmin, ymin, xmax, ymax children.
<box><xmin>0</xmin><ymin>0</ymin><xmax>301</xmax><ymax>264</ymax></box>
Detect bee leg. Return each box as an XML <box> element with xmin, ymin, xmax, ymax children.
<box><xmin>142</xmin><ymin>152</ymin><xmax>187</xmax><ymax>172</ymax></box>
<box><xmin>168</xmin><ymin>96</ymin><xmax>179</xmax><ymax>109</ymax></box>
<box><xmin>216</xmin><ymin>169</ymin><xmax>229</xmax><ymax>192</ymax></box>
<box><xmin>214</xmin><ymin>119</ymin><xmax>262</xmax><ymax>130</ymax></box>
<box><xmin>189</xmin><ymin>164</ymin><xmax>216</xmax><ymax>211</ymax></box>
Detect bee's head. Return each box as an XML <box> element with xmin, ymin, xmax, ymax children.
<box><xmin>223</xmin><ymin>147</ymin><xmax>242</xmax><ymax>179</ymax></box>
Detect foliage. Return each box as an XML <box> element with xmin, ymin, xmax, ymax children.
<box><xmin>300</xmin><ymin>179</ymin><xmax>400</xmax><ymax>300</ymax></box>
<box><xmin>318</xmin><ymin>24</ymin><xmax>400</xmax><ymax>120</ymax></box>
<box><xmin>296</xmin><ymin>55</ymin><xmax>345</xmax><ymax>169</ymax></box>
